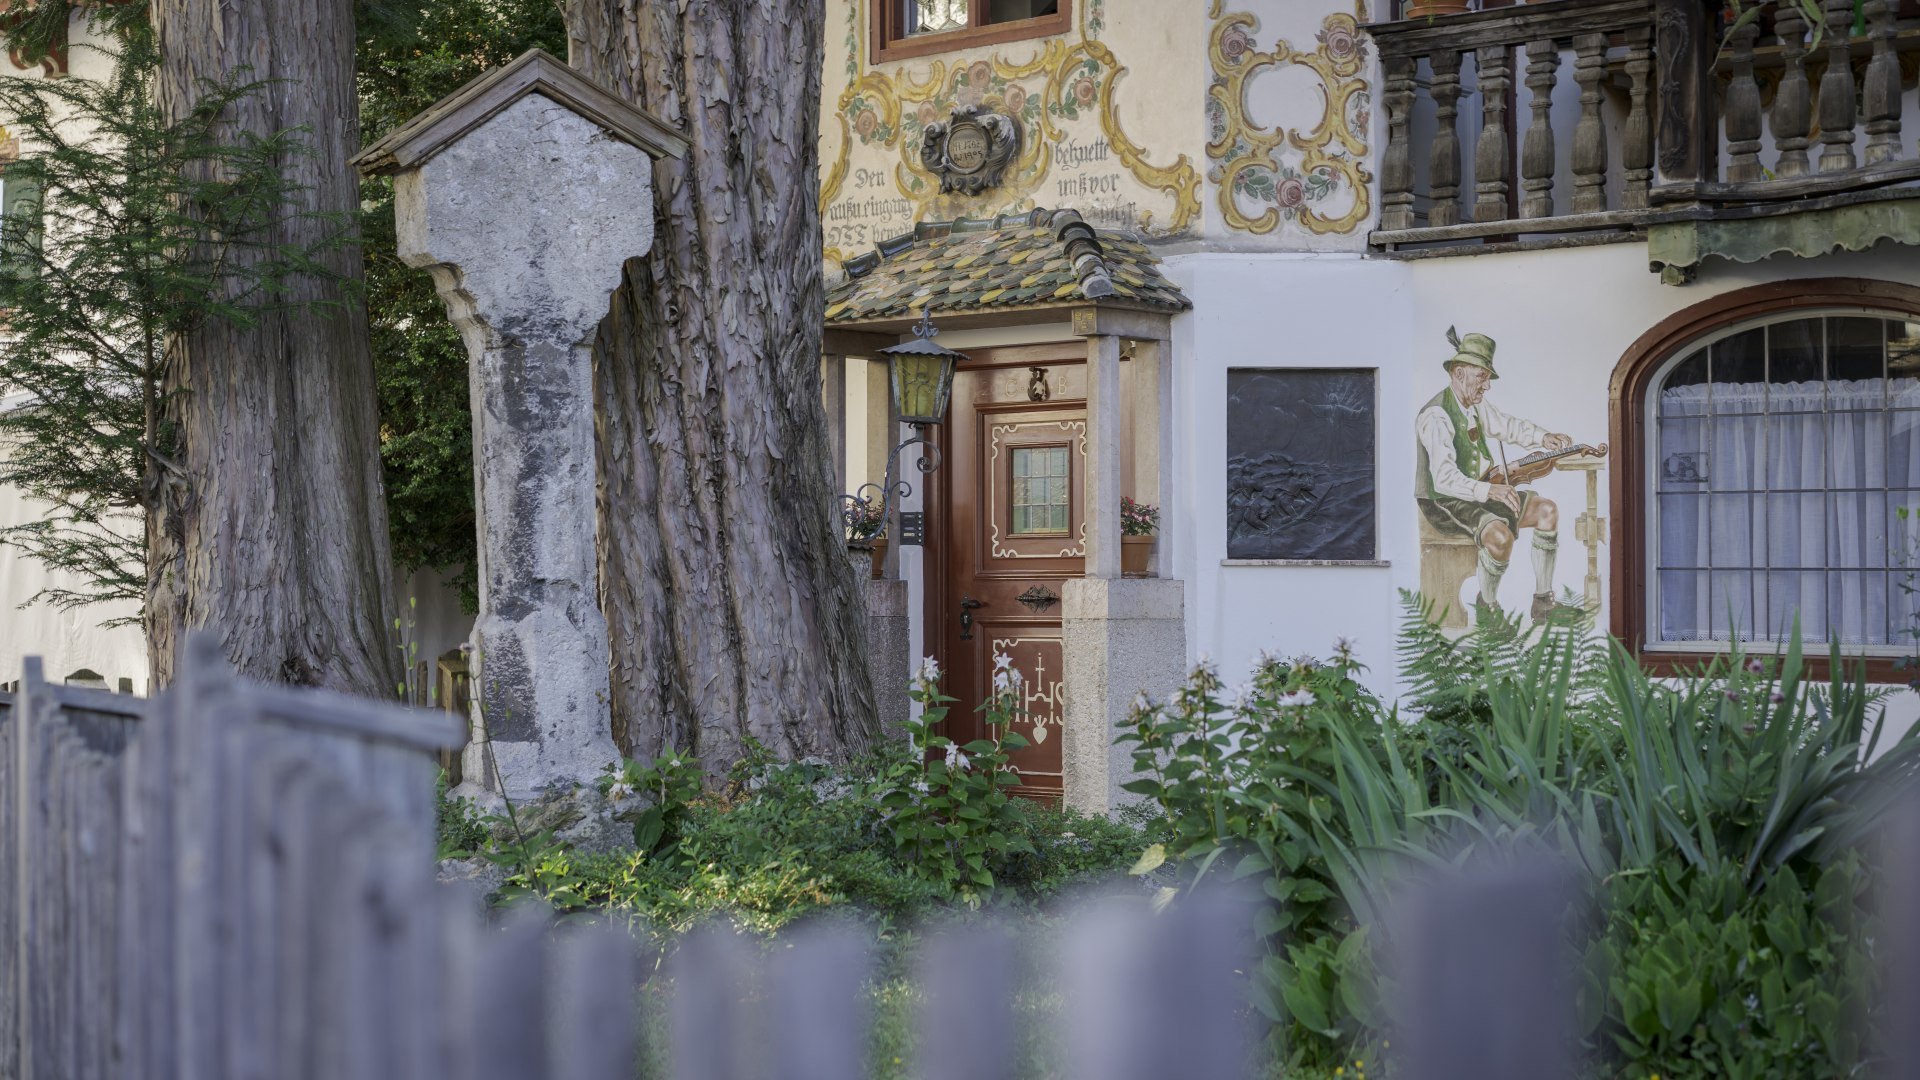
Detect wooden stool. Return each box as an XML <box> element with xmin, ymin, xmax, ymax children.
<box><xmin>1418</xmin><ymin>515</ymin><xmax>1479</xmax><ymax>629</ymax></box>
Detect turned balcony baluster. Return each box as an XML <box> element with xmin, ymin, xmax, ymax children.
<box><xmin>1571</xmin><ymin>32</ymin><xmax>1611</xmax><ymax>214</ymax></box>
<box><xmin>1818</xmin><ymin>0</ymin><xmax>1859</xmax><ymax>173</ymax></box>
<box><xmin>1723</xmin><ymin>17</ymin><xmax>1764</xmax><ymax>182</ymax></box>
<box><xmin>1770</xmin><ymin>5</ymin><xmax>1813</xmax><ymax>179</ymax></box>
<box><xmin>1863</xmin><ymin>0</ymin><xmax>1904</xmax><ymax>165</ymax></box>
<box><xmin>1622</xmin><ymin>26</ymin><xmax>1655</xmax><ymax>210</ymax></box>
<box><xmin>1428</xmin><ymin>49</ymin><xmax>1466</xmax><ymax>228</ymax></box>
<box><xmin>1381</xmin><ymin>56</ymin><xmax>1417</xmax><ymax>232</ymax></box>
<box><xmin>1474</xmin><ymin>44</ymin><xmax>1513</xmax><ymax>223</ymax></box>
<box><xmin>1521</xmin><ymin>38</ymin><xmax>1559</xmax><ymax>219</ymax></box>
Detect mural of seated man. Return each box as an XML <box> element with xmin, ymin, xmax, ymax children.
<box><xmin>1415</xmin><ymin>327</ymin><xmax>1577</xmax><ymax>624</ymax></box>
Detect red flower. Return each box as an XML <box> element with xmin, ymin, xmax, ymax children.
<box><xmin>1073</xmin><ymin>76</ymin><xmax>1098</xmax><ymax>107</ymax></box>
<box><xmin>1004</xmin><ymin>83</ymin><xmax>1028</xmax><ymax>113</ymax></box>
<box><xmin>855</xmin><ymin>109</ymin><xmax>878</xmax><ymax>137</ymax></box>
<box><xmin>1276</xmin><ymin>175</ymin><xmax>1307</xmax><ymax>208</ymax></box>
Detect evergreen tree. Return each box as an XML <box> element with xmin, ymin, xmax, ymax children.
<box><xmin>0</xmin><ymin>22</ymin><xmax>338</xmax><ymax>623</ymax></box>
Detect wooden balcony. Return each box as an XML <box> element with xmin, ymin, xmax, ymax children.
<box><xmin>1369</xmin><ymin>0</ymin><xmax>1920</xmax><ymax>270</ymax></box>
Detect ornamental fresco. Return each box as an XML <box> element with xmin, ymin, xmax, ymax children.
<box><xmin>821</xmin><ymin>0</ymin><xmax>1203</xmax><ymax>270</ymax></box>
<box><xmin>1206</xmin><ymin>3</ymin><xmax>1374</xmax><ymax>237</ymax></box>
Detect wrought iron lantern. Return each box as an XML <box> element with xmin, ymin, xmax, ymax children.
<box><xmin>881</xmin><ymin>309</ymin><xmax>964</xmax><ymax>427</ymax></box>
<box><xmin>842</xmin><ymin>311</ymin><xmax>968</xmax><ymax>562</ymax></box>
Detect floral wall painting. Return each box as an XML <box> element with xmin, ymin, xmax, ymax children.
<box><xmin>821</xmin><ymin>0</ymin><xmax>1203</xmax><ymax>271</ymax></box>
<box><xmin>1414</xmin><ymin>327</ymin><xmax>1610</xmax><ymax>629</ymax></box>
<box><xmin>1206</xmin><ymin>3</ymin><xmax>1373</xmax><ymax>237</ymax></box>
<box><xmin>1227</xmin><ymin>368</ymin><xmax>1377</xmax><ymax>562</ymax></box>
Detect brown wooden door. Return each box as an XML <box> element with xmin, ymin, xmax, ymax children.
<box><xmin>930</xmin><ymin>346</ymin><xmax>1086</xmax><ymax>802</ymax></box>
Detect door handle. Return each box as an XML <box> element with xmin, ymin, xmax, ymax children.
<box><xmin>959</xmin><ymin>596</ymin><xmax>984</xmax><ymax>640</ymax></box>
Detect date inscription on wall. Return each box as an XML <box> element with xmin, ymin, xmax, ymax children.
<box><xmin>1227</xmin><ymin>368</ymin><xmax>1377</xmax><ymax>561</ymax></box>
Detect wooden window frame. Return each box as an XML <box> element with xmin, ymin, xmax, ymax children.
<box><xmin>872</xmin><ymin>0</ymin><xmax>1073</xmax><ymax>65</ymax></box>
<box><xmin>1609</xmin><ymin>277</ymin><xmax>1920</xmax><ymax>684</ymax></box>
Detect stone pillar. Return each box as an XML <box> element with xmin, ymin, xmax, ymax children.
<box><xmin>366</xmin><ymin>68</ymin><xmax>679</xmax><ymax>798</ymax></box>
<box><xmin>865</xmin><ymin>578</ymin><xmax>912</xmax><ymax>739</ymax></box>
<box><xmin>1083</xmin><ymin>333</ymin><xmax>1123</xmax><ymax>580</ymax></box>
<box><xmin>1062</xmin><ymin>576</ymin><xmax>1186</xmax><ymax>815</ymax></box>
<box><xmin>1062</xmin><ymin>329</ymin><xmax>1186</xmax><ymax>815</ymax></box>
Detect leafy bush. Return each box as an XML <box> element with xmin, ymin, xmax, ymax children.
<box><xmin>441</xmin><ymin>677</ymin><xmax>1142</xmax><ymax>941</ymax></box>
<box><xmin>875</xmin><ymin>655</ymin><xmax>1035</xmax><ymax>900</ymax></box>
<box><xmin>1124</xmin><ymin>595</ymin><xmax>1920</xmax><ymax>1076</ymax></box>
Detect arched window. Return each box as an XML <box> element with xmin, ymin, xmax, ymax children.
<box><xmin>1612</xmin><ymin>280</ymin><xmax>1920</xmax><ymax>675</ymax></box>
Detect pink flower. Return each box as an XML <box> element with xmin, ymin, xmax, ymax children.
<box><xmin>968</xmin><ymin>60</ymin><xmax>993</xmax><ymax>88</ymax></box>
<box><xmin>917</xmin><ymin>101</ymin><xmax>937</xmax><ymax>126</ymax></box>
<box><xmin>855</xmin><ymin>109</ymin><xmax>878</xmax><ymax>137</ymax></box>
<box><xmin>1073</xmin><ymin>76</ymin><xmax>1098</xmax><ymax>107</ymax></box>
<box><xmin>1004</xmin><ymin>83</ymin><xmax>1028</xmax><ymax>113</ymax></box>
<box><xmin>1220</xmin><ymin>24</ymin><xmax>1254</xmax><ymax>64</ymax></box>
<box><xmin>1318</xmin><ymin>26</ymin><xmax>1357</xmax><ymax>61</ymax></box>
<box><xmin>1277</xmin><ymin>175</ymin><xmax>1307</xmax><ymax>208</ymax></box>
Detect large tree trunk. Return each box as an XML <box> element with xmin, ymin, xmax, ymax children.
<box><xmin>565</xmin><ymin>0</ymin><xmax>879</xmax><ymax>770</ymax></box>
<box><xmin>147</xmin><ymin>0</ymin><xmax>402</xmax><ymax>693</ymax></box>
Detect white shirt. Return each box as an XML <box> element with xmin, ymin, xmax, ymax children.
<box><xmin>1415</xmin><ymin>394</ymin><xmax>1550</xmax><ymax>503</ymax></box>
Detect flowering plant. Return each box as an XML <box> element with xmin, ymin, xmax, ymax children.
<box><xmin>1121</xmin><ymin>496</ymin><xmax>1159</xmax><ymax>537</ymax></box>
<box><xmin>842</xmin><ymin>495</ymin><xmax>887</xmax><ymax>544</ymax></box>
<box><xmin>875</xmin><ymin>653</ymin><xmax>1034</xmax><ymax>902</ymax></box>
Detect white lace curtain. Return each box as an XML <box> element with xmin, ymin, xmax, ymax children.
<box><xmin>1657</xmin><ymin>375</ymin><xmax>1920</xmax><ymax>647</ymax></box>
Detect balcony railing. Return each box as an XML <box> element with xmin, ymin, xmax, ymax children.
<box><xmin>1369</xmin><ymin>0</ymin><xmax>1920</xmax><ymax>257</ymax></box>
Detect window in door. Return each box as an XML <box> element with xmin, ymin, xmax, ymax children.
<box><xmin>1011</xmin><ymin>444</ymin><xmax>1071</xmax><ymax>536</ymax></box>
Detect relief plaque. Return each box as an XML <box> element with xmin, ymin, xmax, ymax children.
<box><xmin>1226</xmin><ymin>368</ymin><xmax>1377</xmax><ymax>561</ymax></box>
<box><xmin>920</xmin><ymin>105</ymin><xmax>1020</xmax><ymax>195</ymax></box>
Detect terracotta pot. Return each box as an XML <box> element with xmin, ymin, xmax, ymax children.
<box><xmin>1404</xmin><ymin>0</ymin><xmax>1472</xmax><ymax>17</ymax></box>
<box><xmin>1121</xmin><ymin>535</ymin><xmax>1156</xmax><ymax>577</ymax></box>
<box><xmin>868</xmin><ymin>538</ymin><xmax>889</xmax><ymax>579</ymax></box>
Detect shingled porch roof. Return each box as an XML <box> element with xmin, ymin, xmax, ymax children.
<box><xmin>824</xmin><ymin>208</ymin><xmax>1191</xmax><ymax>328</ymax></box>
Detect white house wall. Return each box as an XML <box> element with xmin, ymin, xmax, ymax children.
<box><xmin>1171</xmin><ymin>241</ymin><xmax>1920</xmax><ymax>739</ymax></box>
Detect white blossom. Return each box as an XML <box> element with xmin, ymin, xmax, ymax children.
<box><xmin>993</xmin><ymin>651</ymin><xmax>1014</xmax><ymax>672</ymax></box>
<box><xmin>944</xmin><ymin>742</ymin><xmax>971</xmax><ymax>771</ymax></box>
<box><xmin>1276</xmin><ymin>689</ymin><xmax>1317</xmax><ymax>709</ymax></box>
<box><xmin>915</xmin><ymin>655</ymin><xmax>942</xmax><ymax>683</ymax></box>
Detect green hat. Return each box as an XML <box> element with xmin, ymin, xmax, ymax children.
<box><xmin>1442</xmin><ymin>325</ymin><xmax>1498</xmax><ymax>379</ymax></box>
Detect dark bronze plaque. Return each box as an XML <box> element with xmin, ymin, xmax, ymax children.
<box><xmin>1226</xmin><ymin>368</ymin><xmax>1376</xmax><ymax>561</ymax></box>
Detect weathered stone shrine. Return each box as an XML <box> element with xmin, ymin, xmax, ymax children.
<box><xmin>354</xmin><ymin>50</ymin><xmax>687</xmax><ymax>797</ymax></box>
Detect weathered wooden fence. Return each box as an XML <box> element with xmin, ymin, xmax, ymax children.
<box><xmin>2</xmin><ymin>639</ymin><xmax>1916</xmax><ymax>1078</ymax></box>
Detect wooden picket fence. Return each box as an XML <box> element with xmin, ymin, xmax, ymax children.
<box><xmin>1</xmin><ymin>637</ymin><xmax>1916</xmax><ymax>1079</ymax></box>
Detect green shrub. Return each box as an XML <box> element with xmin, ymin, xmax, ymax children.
<box><xmin>1124</xmin><ymin>595</ymin><xmax>1920</xmax><ymax>1076</ymax></box>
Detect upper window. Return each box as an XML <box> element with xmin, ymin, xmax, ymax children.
<box><xmin>1642</xmin><ymin>310</ymin><xmax>1920</xmax><ymax>654</ymax></box>
<box><xmin>873</xmin><ymin>0</ymin><xmax>1070</xmax><ymax>64</ymax></box>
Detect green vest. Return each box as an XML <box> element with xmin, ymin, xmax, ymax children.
<box><xmin>1415</xmin><ymin>388</ymin><xmax>1492</xmax><ymax>500</ymax></box>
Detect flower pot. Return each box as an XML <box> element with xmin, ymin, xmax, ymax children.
<box><xmin>1121</xmin><ymin>535</ymin><xmax>1156</xmax><ymax>577</ymax></box>
<box><xmin>868</xmin><ymin>538</ymin><xmax>889</xmax><ymax>579</ymax></box>
<box><xmin>1404</xmin><ymin>0</ymin><xmax>1471</xmax><ymax>17</ymax></box>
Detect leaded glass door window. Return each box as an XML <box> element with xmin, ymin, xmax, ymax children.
<box><xmin>1011</xmin><ymin>445</ymin><xmax>1071</xmax><ymax>536</ymax></box>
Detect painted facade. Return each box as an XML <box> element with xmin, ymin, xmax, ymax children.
<box><xmin>826</xmin><ymin>0</ymin><xmax>1920</xmax><ymax>803</ymax></box>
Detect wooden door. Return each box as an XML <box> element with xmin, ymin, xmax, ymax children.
<box><xmin>930</xmin><ymin>345</ymin><xmax>1086</xmax><ymax>802</ymax></box>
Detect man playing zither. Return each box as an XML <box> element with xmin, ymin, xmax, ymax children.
<box><xmin>1415</xmin><ymin>328</ymin><xmax>1574</xmax><ymax>623</ymax></box>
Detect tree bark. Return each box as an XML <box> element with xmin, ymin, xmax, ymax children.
<box><xmin>565</xmin><ymin>0</ymin><xmax>880</xmax><ymax>771</ymax></box>
<box><xmin>147</xmin><ymin>0</ymin><xmax>402</xmax><ymax>694</ymax></box>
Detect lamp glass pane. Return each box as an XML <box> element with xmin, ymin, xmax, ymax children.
<box><xmin>891</xmin><ymin>352</ymin><xmax>955</xmax><ymax>424</ymax></box>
